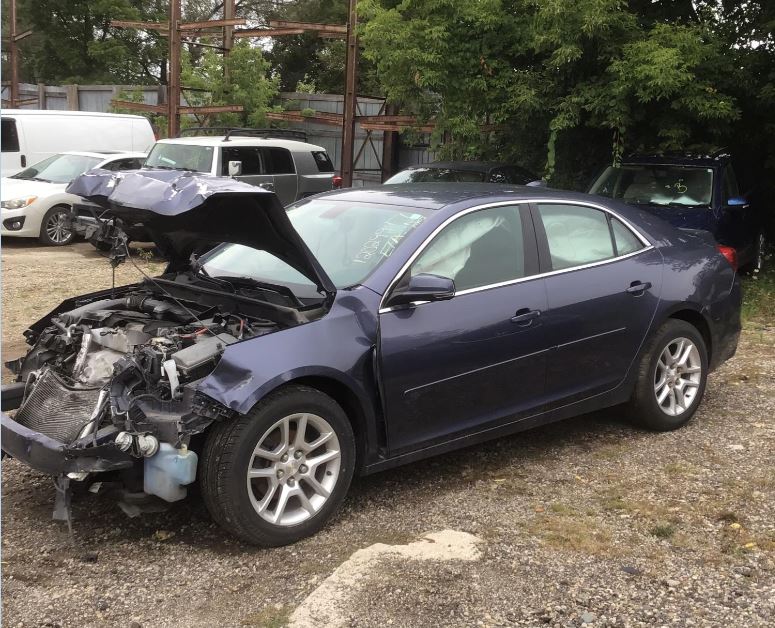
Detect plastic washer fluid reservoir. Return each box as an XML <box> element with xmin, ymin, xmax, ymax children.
<box><xmin>144</xmin><ymin>443</ymin><xmax>198</xmax><ymax>502</ymax></box>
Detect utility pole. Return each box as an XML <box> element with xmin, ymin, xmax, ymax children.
<box><xmin>168</xmin><ymin>0</ymin><xmax>182</xmax><ymax>137</ymax></box>
<box><xmin>223</xmin><ymin>0</ymin><xmax>234</xmax><ymax>84</ymax></box>
<box><xmin>3</xmin><ymin>0</ymin><xmax>34</xmax><ymax>108</ymax></box>
<box><xmin>340</xmin><ymin>0</ymin><xmax>359</xmax><ymax>188</ymax></box>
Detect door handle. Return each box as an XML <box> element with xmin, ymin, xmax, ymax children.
<box><xmin>511</xmin><ymin>308</ymin><xmax>541</xmax><ymax>325</ymax></box>
<box><xmin>261</xmin><ymin>182</ymin><xmax>275</xmax><ymax>191</ymax></box>
<box><xmin>20</xmin><ymin>154</ymin><xmax>26</xmax><ymax>167</ymax></box>
<box><xmin>625</xmin><ymin>281</ymin><xmax>652</xmax><ymax>296</ymax></box>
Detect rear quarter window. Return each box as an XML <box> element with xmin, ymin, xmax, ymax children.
<box><xmin>312</xmin><ymin>151</ymin><xmax>335</xmax><ymax>172</ymax></box>
<box><xmin>1</xmin><ymin>119</ymin><xmax>20</xmax><ymax>152</ymax></box>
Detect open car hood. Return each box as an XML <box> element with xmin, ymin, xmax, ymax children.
<box><xmin>67</xmin><ymin>169</ymin><xmax>336</xmax><ymax>296</ymax></box>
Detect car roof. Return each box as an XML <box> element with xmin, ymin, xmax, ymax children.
<box><xmin>60</xmin><ymin>151</ymin><xmax>147</xmax><ymax>160</ymax></box>
<box><xmin>312</xmin><ymin>183</ymin><xmax>604</xmax><ymax>210</ymax></box>
<box><xmin>622</xmin><ymin>152</ymin><xmax>730</xmax><ymax>168</ymax></box>
<box><xmin>156</xmin><ymin>136</ymin><xmax>326</xmax><ymax>152</ymax></box>
<box><xmin>404</xmin><ymin>160</ymin><xmax>510</xmax><ymax>173</ymax></box>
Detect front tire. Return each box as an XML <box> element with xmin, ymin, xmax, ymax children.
<box><xmin>200</xmin><ymin>385</ymin><xmax>355</xmax><ymax>546</ymax></box>
<box><xmin>39</xmin><ymin>205</ymin><xmax>74</xmax><ymax>246</ymax></box>
<box><xmin>627</xmin><ymin>319</ymin><xmax>708</xmax><ymax>431</ymax></box>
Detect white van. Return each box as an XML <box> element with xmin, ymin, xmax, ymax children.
<box><xmin>0</xmin><ymin>110</ymin><xmax>155</xmax><ymax>177</ymax></box>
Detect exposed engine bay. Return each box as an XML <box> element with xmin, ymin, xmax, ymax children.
<box><xmin>10</xmin><ymin>285</ymin><xmax>286</xmax><ymax>444</ymax></box>
<box><xmin>4</xmin><ymin>276</ymin><xmax>309</xmax><ymax>507</ymax></box>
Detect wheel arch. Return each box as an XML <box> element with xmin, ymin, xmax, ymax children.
<box><xmin>223</xmin><ymin>369</ymin><xmax>378</xmax><ymax>473</ymax></box>
<box><xmin>665</xmin><ymin>308</ymin><xmax>713</xmax><ymax>364</ymax></box>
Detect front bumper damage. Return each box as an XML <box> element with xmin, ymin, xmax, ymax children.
<box><xmin>0</xmin><ymin>384</ymin><xmax>134</xmax><ymax>475</ymax></box>
<box><xmin>1</xmin><ymin>381</ymin><xmax>134</xmax><ymax>475</ymax></box>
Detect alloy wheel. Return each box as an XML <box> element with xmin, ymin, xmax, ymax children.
<box><xmin>45</xmin><ymin>210</ymin><xmax>73</xmax><ymax>244</ymax></box>
<box><xmin>654</xmin><ymin>337</ymin><xmax>702</xmax><ymax>416</ymax></box>
<box><xmin>246</xmin><ymin>412</ymin><xmax>341</xmax><ymax>526</ymax></box>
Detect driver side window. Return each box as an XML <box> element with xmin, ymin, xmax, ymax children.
<box><xmin>410</xmin><ymin>205</ymin><xmax>526</xmax><ymax>292</ymax></box>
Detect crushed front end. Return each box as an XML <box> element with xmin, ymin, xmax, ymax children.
<box><xmin>1</xmin><ymin>284</ymin><xmax>284</xmax><ymax>506</ymax></box>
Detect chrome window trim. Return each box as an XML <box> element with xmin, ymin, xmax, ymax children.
<box><xmin>378</xmin><ymin>198</ymin><xmax>654</xmax><ymax>314</ymax></box>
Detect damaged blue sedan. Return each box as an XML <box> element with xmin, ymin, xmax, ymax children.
<box><xmin>1</xmin><ymin>170</ymin><xmax>741</xmax><ymax>546</ymax></box>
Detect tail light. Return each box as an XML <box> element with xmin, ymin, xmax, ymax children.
<box><xmin>332</xmin><ymin>175</ymin><xmax>343</xmax><ymax>189</ymax></box>
<box><xmin>716</xmin><ymin>244</ymin><xmax>738</xmax><ymax>271</ymax></box>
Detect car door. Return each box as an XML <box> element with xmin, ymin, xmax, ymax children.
<box><xmin>378</xmin><ymin>203</ymin><xmax>549</xmax><ymax>455</ymax></box>
<box><xmin>261</xmin><ymin>147</ymin><xmax>298</xmax><ymax>205</ymax></box>
<box><xmin>221</xmin><ymin>146</ymin><xmax>276</xmax><ymax>193</ymax></box>
<box><xmin>533</xmin><ymin>202</ymin><xmax>663</xmax><ymax>407</ymax></box>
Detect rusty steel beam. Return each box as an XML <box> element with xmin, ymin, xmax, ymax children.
<box><xmin>360</xmin><ymin>122</ymin><xmax>436</xmax><ymax>133</ymax></box>
<box><xmin>357</xmin><ymin>115</ymin><xmax>418</xmax><ymax>124</ymax></box>
<box><xmin>233</xmin><ymin>28</ymin><xmax>305</xmax><ymax>38</ymax></box>
<box><xmin>340</xmin><ymin>0</ymin><xmax>359</xmax><ymax>187</ymax></box>
<box><xmin>111</xmin><ymin>20</ymin><xmax>168</xmax><ymax>32</ymax></box>
<box><xmin>178</xmin><ymin>104</ymin><xmax>244</xmax><ymax>114</ymax></box>
<box><xmin>110</xmin><ymin>100</ymin><xmax>167</xmax><ymax>113</ymax></box>
<box><xmin>268</xmin><ymin>20</ymin><xmax>347</xmax><ymax>34</ymax></box>
<box><xmin>179</xmin><ymin>18</ymin><xmax>246</xmax><ymax>31</ymax></box>
<box><xmin>266</xmin><ymin>111</ymin><xmax>344</xmax><ymax>126</ymax></box>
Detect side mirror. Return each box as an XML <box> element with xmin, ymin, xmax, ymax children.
<box><xmin>725</xmin><ymin>196</ymin><xmax>749</xmax><ymax>210</ymax></box>
<box><xmin>386</xmin><ymin>273</ymin><xmax>455</xmax><ymax>308</ymax></box>
<box><xmin>228</xmin><ymin>160</ymin><xmax>242</xmax><ymax>177</ymax></box>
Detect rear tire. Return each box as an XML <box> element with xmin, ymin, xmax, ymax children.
<box><xmin>200</xmin><ymin>385</ymin><xmax>355</xmax><ymax>546</ymax></box>
<box><xmin>39</xmin><ymin>205</ymin><xmax>74</xmax><ymax>246</ymax></box>
<box><xmin>627</xmin><ymin>319</ymin><xmax>708</xmax><ymax>431</ymax></box>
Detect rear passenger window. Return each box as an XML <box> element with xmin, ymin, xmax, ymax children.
<box><xmin>312</xmin><ymin>151</ymin><xmax>334</xmax><ymax>172</ymax></box>
<box><xmin>538</xmin><ymin>204</ymin><xmax>615</xmax><ymax>270</ymax></box>
<box><xmin>611</xmin><ymin>218</ymin><xmax>643</xmax><ymax>256</ymax></box>
<box><xmin>263</xmin><ymin>147</ymin><xmax>295</xmax><ymax>174</ymax></box>
<box><xmin>411</xmin><ymin>205</ymin><xmax>527</xmax><ymax>291</ymax></box>
<box><xmin>1</xmin><ymin>119</ymin><xmax>19</xmax><ymax>152</ymax></box>
<box><xmin>221</xmin><ymin>147</ymin><xmax>263</xmax><ymax>175</ymax></box>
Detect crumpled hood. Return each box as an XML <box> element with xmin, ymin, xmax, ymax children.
<box><xmin>67</xmin><ymin>168</ymin><xmax>335</xmax><ymax>296</ymax></box>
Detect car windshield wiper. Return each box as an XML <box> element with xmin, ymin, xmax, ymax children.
<box><xmin>11</xmin><ymin>175</ymin><xmax>54</xmax><ymax>183</ymax></box>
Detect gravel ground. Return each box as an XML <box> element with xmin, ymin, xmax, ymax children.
<box><xmin>2</xmin><ymin>240</ymin><xmax>774</xmax><ymax>628</ymax></box>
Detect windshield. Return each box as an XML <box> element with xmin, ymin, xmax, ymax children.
<box><xmin>145</xmin><ymin>142</ymin><xmax>214</xmax><ymax>173</ymax></box>
<box><xmin>590</xmin><ymin>165</ymin><xmax>714</xmax><ymax>208</ymax></box>
<box><xmin>385</xmin><ymin>167</ymin><xmax>486</xmax><ymax>184</ymax></box>
<box><xmin>202</xmin><ymin>199</ymin><xmax>429</xmax><ymax>297</ymax></box>
<box><xmin>11</xmin><ymin>153</ymin><xmax>102</xmax><ymax>184</ymax></box>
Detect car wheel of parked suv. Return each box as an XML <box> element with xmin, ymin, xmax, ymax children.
<box><xmin>200</xmin><ymin>384</ymin><xmax>356</xmax><ymax>546</ymax></box>
<box><xmin>627</xmin><ymin>319</ymin><xmax>708</xmax><ymax>431</ymax></box>
<box><xmin>39</xmin><ymin>205</ymin><xmax>74</xmax><ymax>246</ymax></box>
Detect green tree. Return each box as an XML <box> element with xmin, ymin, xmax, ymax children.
<box><xmin>180</xmin><ymin>40</ymin><xmax>280</xmax><ymax>128</ymax></box>
<box><xmin>359</xmin><ymin>0</ymin><xmax>743</xmax><ymax>188</ymax></box>
<box><xmin>12</xmin><ymin>0</ymin><xmax>168</xmax><ymax>84</ymax></box>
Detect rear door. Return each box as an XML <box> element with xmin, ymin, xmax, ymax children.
<box><xmin>261</xmin><ymin>147</ymin><xmax>298</xmax><ymax>205</ymax></box>
<box><xmin>379</xmin><ymin>203</ymin><xmax>549</xmax><ymax>454</ymax></box>
<box><xmin>221</xmin><ymin>146</ymin><xmax>275</xmax><ymax>193</ymax></box>
<box><xmin>533</xmin><ymin>201</ymin><xmax>663</xmax><ymax>407</ymax></box>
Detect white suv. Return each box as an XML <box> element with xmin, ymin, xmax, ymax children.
<box><xmin>144</xmin><ymin>128</ymin><xmax>340</xmax><ymax>206</ymax></box>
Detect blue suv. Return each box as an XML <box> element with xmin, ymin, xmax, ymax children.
<box><xmin>588</xmin><ymin>152</ymin><xmax>764</xmax><ymax>271</ymax></box>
